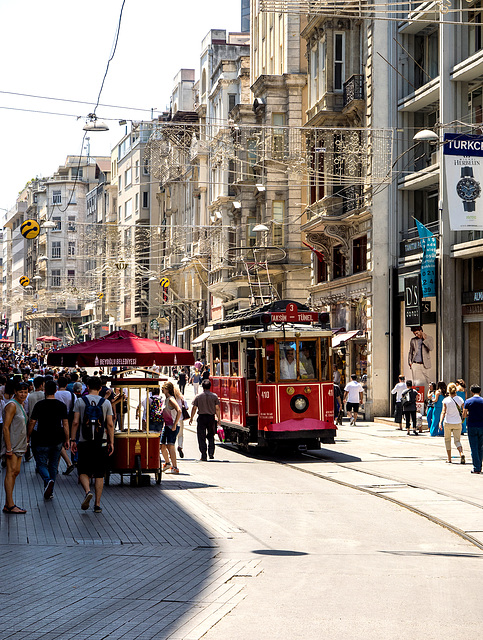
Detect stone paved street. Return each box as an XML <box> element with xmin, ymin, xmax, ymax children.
<box><xmin>1</xmin><ymin>412</ymin><xmax>483</xmax><ymax>640</ymax></box>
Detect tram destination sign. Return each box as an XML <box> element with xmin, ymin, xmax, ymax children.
<box><xmin>270</xmin><ymin>303</ymin><xmax>319</xmax><ymax>323</ymax></box>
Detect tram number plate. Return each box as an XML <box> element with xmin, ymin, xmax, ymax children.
<box><xmin>261</xmin><ymin>391</ymin><xmax>270</xmax><ymax>399</ymax></box>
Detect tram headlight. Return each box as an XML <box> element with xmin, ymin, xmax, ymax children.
<box><xmin>290</xmin><ymin>394</ymin><xmax>309</xmax><ymax>414</ymax></box>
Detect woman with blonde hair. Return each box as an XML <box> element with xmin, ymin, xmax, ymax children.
<box><xmin>160</xmin><ymin>381</ymin><xmax>182</xmax><ymax>474</ymax></box>
<box><xmin>439</xmin><ymin>382</ymin><xmax>465</xmax><ymax>464</ymax></box>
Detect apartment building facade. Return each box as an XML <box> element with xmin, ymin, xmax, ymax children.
<box><xmin>393</xmin><ymin>0</ymin><xmax>483</xmax><ymax>391</ymax></box>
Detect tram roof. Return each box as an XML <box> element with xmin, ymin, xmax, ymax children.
<box><xmin>208</xmin><ymin>325</ymin><xmax>332</xmax><ymax>340</ymax></box>
<box><xmin>211</xmin><ymin>299</ymin><xmax>328</xmax><ymax>331</ymax></box>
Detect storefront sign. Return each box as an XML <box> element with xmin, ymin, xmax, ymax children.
<box><xmin>444</xmin><ymin>133</ymin><xmax>483</xmax><ymax>230</ymax></box>
<box><xmin>462</xmin><ymin>290</ymin><xmax>483</xmax><ymax>304</ymax></box>
<box><xmin>404</xmin><ymin>275</ymin><xmax>421</xmax><ymax>326</ymax></box>
<box><xmin>462</xmin><ymin>303</ymin><xmax>483</xmax><ymax>315</ymax></box>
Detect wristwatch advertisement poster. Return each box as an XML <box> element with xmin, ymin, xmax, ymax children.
<box><xmin>444</xmin><ymin>133</ymin><xmax>483</xmax><ymax>231</ymax></box>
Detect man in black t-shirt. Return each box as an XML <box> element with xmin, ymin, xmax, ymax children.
<box><xmin>28</xmin><ymin>380</ymin><xmax>69</xmax><ymax>500</ymax></box>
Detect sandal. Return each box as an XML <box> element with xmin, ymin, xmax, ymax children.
<box><xmin>3</xmin><ymin>505</ymin><xmax>27</xmax><ymax>514</ymax></box>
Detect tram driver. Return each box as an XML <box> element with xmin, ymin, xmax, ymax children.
<box><xmin>279</xmin><ymin>344</ymin><xmax>307</xmax><ymax>380</ymax></box>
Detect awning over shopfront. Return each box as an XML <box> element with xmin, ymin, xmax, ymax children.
<box><xmin>79</xmin><ymin>319</ymin><xmax>97</xmax><ymax>328</ymax></box>
<box><xmin>192</xmin><ymin>327</ymin><xmax>213</xmax><ymax>345</ymax></box>
<box><xmin>177</xmin><ymin>322</ymin><xmax>197</xmax><ymax>335</ymax></box>
<box><xmin>332</xmin><ymin>330</ymin><xmax>363</xmax><ymax>349</ymax></box>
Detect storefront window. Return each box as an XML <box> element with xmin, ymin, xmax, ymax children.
<box><xmin>247</xmin><ymin>338</ymin><xmax>257</xmax><ymax>379</ymax></box>
<box><xmin>320</xmin><ymin>337</ymin><xmax>330</xmax><ymax>381</ymax></box>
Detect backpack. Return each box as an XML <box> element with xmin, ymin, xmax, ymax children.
<box><xmin>149</xmin><ymin>396</ymin><xmax>164</xmax><ymax>422</ymax></box>
<box><xmin>81</xmin><ymin>396</ymin><xmax>106</xmax><ymax>442</ymax></box>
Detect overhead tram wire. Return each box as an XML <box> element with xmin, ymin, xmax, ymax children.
<box><xmin>0</xmin><ymin>90</ymin><xmax>162</xmax><ymax>115</ymax></box>
<box><xmin>54</xmin><ymin>0</ymin><xmax>127</xmax><ymax>215</ymax></box>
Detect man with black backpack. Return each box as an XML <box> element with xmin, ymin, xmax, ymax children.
<box><xmin>70</xmin><ymin>377</ymin><xmax>114</xmax><ymax>513</ymax></box>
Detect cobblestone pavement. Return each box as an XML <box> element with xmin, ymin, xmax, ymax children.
<box><xmin>0</xmin><ymin>445</ymin><xmax>258</xmax><ymax>640</ymax></box>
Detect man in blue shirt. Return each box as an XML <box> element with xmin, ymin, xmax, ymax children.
<box><xmin>463</xmin><ymin>384</ymin><xmax>483</xmax><ymax>474</ymax></box>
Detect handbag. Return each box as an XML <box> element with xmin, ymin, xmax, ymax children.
<box><xmin>452</xmin><ymin>397</ymin><xmax>463</xmax><ymax>420</ymax></box>
<box><xmin>182</xmin><ymin>406</ymin><xmax>190</xmax><ymax>420</ymax></box>
<box><xmin>402</xmin><ymin>389</ymin><xmax>415</xmax><ymax>410</ymax></box>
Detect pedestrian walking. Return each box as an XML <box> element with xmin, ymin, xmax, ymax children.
<box><xmin>70</xmin><ymin>377</ymin><xmax>114</xmax><ymax>513</ymax></box>
<box><xmin>173</xmin><ymin>385</ymin><xmax>188</xmax><ymax>459</ymax></box>
<box><xmin>401</xmin><ymin>380</ymin><xmax>418</xmax><ymax>435</ymax></box>
<box><xmin>439</xmin><ymin>382</ymin><xmax>465</xmax><ymax>464</ymax></box>
<box><xmin>343</xmin><ymin>374</ymin><xmax>364</xmax><ymax>425</ymax></box>
<box><xmin>426</xmin><ymin>382</ymin><xmax>436</xmax><ymax>432</ymax></box>
<box><xmin>190</xmin><ymin>369</ymin><xmax>202</xmax><ymax>396</ymax></box>
<box><xmin>177</xmin><ymin>368</ymin><xmax>187</xmax><ymax>395</ymax></box>
<box><xmin>456</xmin><ymin>379</ymin><xmax>467</xmax><ymax>435</ymax></box>
<box><xmin>159</xmin><ymin>382</ymin><xmax>181</xmax><ymax>474</ymax></box>
<box><xmin>334</xmin><ymin>382</ymin><xmax>343</xmax><ymax>425</ymax></box>
<box><xmin>28</xmin><ymin>380</ymin><xmax>69</xmax><ymax>500</ymax></box>
<box><xmin>430</xmin><ymin>381</ymin><xmax>447</xmax><ymax>437</ymax></box>
<box><xmin>391</xmin><ymin>374</ymin><xmax>406</xmax><ymax>429</ymax></box>
<box><xmin>189</xmin><ymin>379</ymin><xmax>221</xmax><ymax>460</ymax></box>
<box><xmin>2</xmin><ymin>382</ymin><xmax>29</xmax><ymax>514</ymax></box>
<box><xmin>463</xmin><ymin>384</ymin><xmax>483</xmax><ymax>474</ymax></box>
<box><xmin>148</xmin><ymin>386</ymin><xmax>164</xmax><ymax>433</ymax></box>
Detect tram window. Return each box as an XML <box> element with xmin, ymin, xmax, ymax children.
<box><xmin>212</xmin><ymin>344</ymin><xmax>221</xmax><ymax>375</ymax></box>
<box><xmin>299</xmin><ymin>341</ymin><xmax>317</xmax><ymax>379</ymax></box>
<box><xmin>246</xmin><ymin>339</ymin><xmax>257</xmax><ymax>379</ymax></box>
<box><xmin>265</xmin><ymin>340</ymin><xmax>276</xmax><ymax>382</ymax></box>
<box><xmin>221</xmin><ymin>343</ymin><xmax>229</xmax><ymax>376</ymax></box>
<box><xmin>230</xmin><ymin>341</ymin><xmax>239</xmax><ymax>375</ymax></box>
<box><xmin>320</xmin><ymin>337</ymin><xmax>329</xmax><ymax>381</ymax></box>
<box><xmin>279</xmin><ymin>342</ymin><xmax>297</xmax><ymax>380</ymax></box>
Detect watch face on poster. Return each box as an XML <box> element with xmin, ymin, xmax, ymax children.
<box><xmin>456</xmin><ymin>176</ymin><xmax>481</xmax><ymax>202</ymax></box>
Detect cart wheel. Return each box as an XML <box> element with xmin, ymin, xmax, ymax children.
<box><xmin>156</xmin><ymin>470</ymin><xmax>162</xmax><ymax>484</ymax></box>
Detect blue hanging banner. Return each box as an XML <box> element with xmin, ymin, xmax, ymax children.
<box><xmin>415</xmin><ymin>219</ymin><xmax>437</xmax><ymax>298</ymax></box>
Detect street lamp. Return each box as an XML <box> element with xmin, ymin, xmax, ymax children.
<box><xmin>413</xmin><ymin>129</ymin><xmax>439</xmax><ymax>144</ymax></box>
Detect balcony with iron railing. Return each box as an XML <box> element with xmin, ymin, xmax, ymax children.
<box><xmin>343</xmin><ymin>75</ymin><xmax>364</xmax><ymax>109</ymax></box>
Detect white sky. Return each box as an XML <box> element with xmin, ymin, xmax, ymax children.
<box><xmin>0</xmin><ymin>0</ymin><xmax>242</xmax><ymax>211</ymax></box>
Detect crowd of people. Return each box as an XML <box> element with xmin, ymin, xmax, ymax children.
<box><xmin>0</xmin><ymin>358</ymin><xmax>222</xmax><ymax>515</ymax></box>
<box><xmin>391</xmin><ymin>375</ymin><xmax>483</xmax><ymax>473</ymax></box>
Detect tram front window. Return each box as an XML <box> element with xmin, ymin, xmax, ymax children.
<box><xmin>279</xmin><ymin>342</ymin><xmax>298</xmax><ymax>380</ymax></box>
<box><xmin>299</xmin><ymin>341</ymin><xmax>316</xmax><ymax>379</ymax></box>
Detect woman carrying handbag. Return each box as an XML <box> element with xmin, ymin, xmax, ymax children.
<box><xmin>439</xmin><ymin>382</ymin><xmax>465</xmax><ymax>464</ymax></box>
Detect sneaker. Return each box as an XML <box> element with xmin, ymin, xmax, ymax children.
<box><xmin>63</xmin><ymin>464</ymin><xmax>75</xmax><ymax>476</ymax></box>
<box><xmin>43</xmin><ymin>479</ymin><xmax>54</xmax><ymax>500</ymax></box>
<box><xmin>349</xmin><ymin>418</ymin><xmax>354</xmax><ymax>425</ymax></box>
<box><xmin>170</xmin><ymin>467</ymin><xmax>180</xmax><ymax>474</ymax></box>
<box><xmin>162</xmin><ymin>462</ymin><xmax>172</xmax><ymax>472</ymax></box>
<box><xmin>93</xmin><ymin>505</ymin><xmax>102</xmax><ymax>513</ymax></box>
<box><xmin>461</xmin><ymin>455</ymin><xmax>466</xmax><ymax>465</ymax></box>
<box><xmin>81</xmin><ymin>491</ymin><xmax>93</xmax><ymax>511</ymax></box>
<box><xmin>177</xmin><ymin>447</ymin><xmax>184</xmax><ymax>459</ymax></box>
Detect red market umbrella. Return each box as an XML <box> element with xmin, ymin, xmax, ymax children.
<box><xmin>47</xmin><ymin>330</ymin><xmax>195</xmax><ymax>368</ymax></box>
<box><xmin>0</xmin><ymin>338</ymin><xmax>14</xmax><ymax>345</ymax></box>
<box><xmin>37</xmin><ymin>336</ymin><xmax>62</xmax><ymax>342</ymax></box>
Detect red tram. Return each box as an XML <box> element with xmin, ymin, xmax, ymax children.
<box><xmin>207</xmin><ymin>300</ymin><xmax>336</xmax><ymax>450</ymax></box>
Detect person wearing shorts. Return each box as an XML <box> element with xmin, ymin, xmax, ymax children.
<box><xmin>343</xmin><ymin>374</ymin><xmax>364</xmax><ymax>425</ymax></box>
<box><xmin>71</xmin><ymin>377</ymin><xmax>114</xmax><ymax>513</ymax></box>
<box><xmin>160</xmin><ymin>382</ymin><xmax>181</xmax><ymax>474</ymax></box>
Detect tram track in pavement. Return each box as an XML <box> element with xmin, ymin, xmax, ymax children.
<box><xmin>269</xmin><ymin>451</ymin><xmax>483</xmax><ymax>552</ymax></box>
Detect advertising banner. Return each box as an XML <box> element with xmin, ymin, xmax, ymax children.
<box><xmin>415</xmin><ymin>219</ymin><xmax>437</xmax><ymax>297</ymax></box>
<box><xmin>444</xmin><ymin>133</ymin><xmax>483</xmax><ymax>230</ymax></box>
